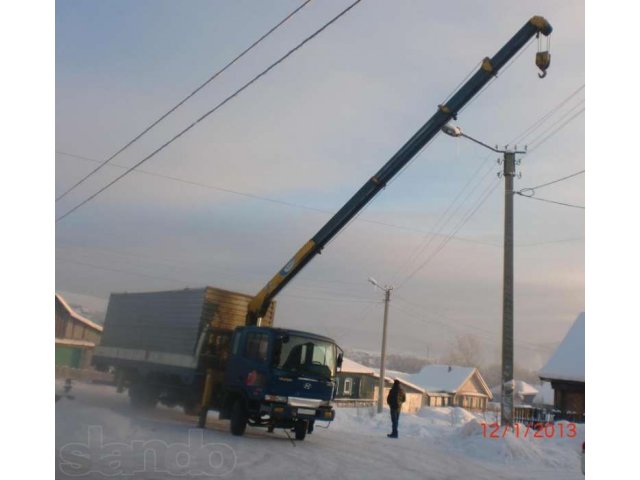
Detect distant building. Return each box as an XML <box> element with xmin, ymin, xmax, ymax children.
<box><xmin>374</xmin><ymin>375</ymin><xmax>425</xmax><ymax>414</ymax></box>
<box><xmin>55</xmin><ymin>293</ymin><xmax>103</xmax><ymax>369</ymax></box>
<box><xmin>336</xmin><ymin>358</ymin><xmax>425</xmax><ymax>413</ymax></box>
<box><xmin>490</xmin><ymin>380</ymin><xmax>539</xmax><ymax>405</ymax></box>
<box><xmin>407</xmin><ymin>365</ymin><xmax>493</xmax><ymax>411</ymax></box>
<box><xmin>336</xmin><ymin>357</ymin><xmax>378</xmax><ymax>401</ymax></box>
<box><xmin>539</xmin><ymin>312</ymin><xmax>585</xmax><ymax>422</ymax></box>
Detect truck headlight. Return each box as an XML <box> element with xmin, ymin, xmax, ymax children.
<box><xmin>264</xmin><ymin>394</ymin><xmax>288</xmax><ymax>403</ymax></box>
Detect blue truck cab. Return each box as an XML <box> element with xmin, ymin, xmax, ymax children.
<box><xmin>215</xmin><ymin>326</ymin><xmax>342</xmax><ymax>440</ymax></box>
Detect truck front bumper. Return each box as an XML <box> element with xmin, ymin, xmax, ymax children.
<box><xmin>261</xmin><ymin>403</ymin><xmax>335</xmax><ymax>422</ymax></box>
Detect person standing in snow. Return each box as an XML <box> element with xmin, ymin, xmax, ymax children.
<box><xmin>387</xmin><ymin>379</ymin><xmax>406</xmax><ymax>438</ymax></box>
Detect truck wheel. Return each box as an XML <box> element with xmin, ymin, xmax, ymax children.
<box><xmin>183</xmin><ymin>401</ymin><xmax>201</xmax><ymax>416</ymax></box>
<box><xmin>197</xmin><ymin>407</ymin><xmax>208</xmax><ymax>429</ymax></box>
<box><xmin>294</xmin><ymin>420</ymin><xmax>307</xmax><ymax>441</ymax></box>
<box><xmin>230</xmin><ymin>400</ymin><xmax>247</xmax><ymax>436</ymax></box>
<box><xmin>307</xmin><ymin>421</ymin><xmax>314</xmax><ymax>434</ymax></box>
<box><xmin>129</xmin><ymin>384</ymin><xmax>157</xmax><ymax>410</ymax></box>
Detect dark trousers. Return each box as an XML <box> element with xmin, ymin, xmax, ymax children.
<box><xmin>390</xmin><ymin>408</ymin><xmax>401</xmax><ymax>436</ymax></box>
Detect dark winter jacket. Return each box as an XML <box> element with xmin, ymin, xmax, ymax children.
<box><xmin>386</xmin><ymin>381</ymin><xmax>406</xmax><ymax>410</ymax></box>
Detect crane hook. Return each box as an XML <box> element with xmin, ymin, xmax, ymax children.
<box><xmin>536</xmin><ymin>51</ymin><xmax>551</xmax><ymax>78</ymax></box>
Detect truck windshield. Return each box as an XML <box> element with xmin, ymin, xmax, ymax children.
<box><xmin>272</xmin><ymin>335</ymin><xmax>336</xmax><ymax>380</ymax></box>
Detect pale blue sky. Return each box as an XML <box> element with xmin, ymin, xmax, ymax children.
<box><xmin>56</xmin><ymin>0</ymin><xmax>584</xmax><ymax>368</ymax></box>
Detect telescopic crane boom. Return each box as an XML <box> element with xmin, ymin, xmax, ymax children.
<box><xmin>246</xmin><ymin>16</ymin><xmax>553</xmax><ymax>325</ymax></box>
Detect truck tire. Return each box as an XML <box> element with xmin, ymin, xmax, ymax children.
<box><xmin>230</xmin><ymin>400</ymin><xmax>247</xmax><ymax>436</ymax></box>
<box><xmin>294</xmin><ymin>420</ymin><xmax>307</xmax><ymax>441</ymax></box>
<box><xmin>197</xmin><ymin>407</ymin><xmax>208</xmax><ymax>429</ymax></box>
<box><xmin>129</xmin><ymin>383</ymin><xmax>157</xmax><ymax>410</ymax></box>
<box><xmin>183</xmin><ymin>401</ymin><xmax>201</xmax><ymax>416</ymax></box>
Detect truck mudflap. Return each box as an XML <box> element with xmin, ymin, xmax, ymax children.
<box><xmin>261</xmin><ymin>403</ymin><xmax>335</xmax><ymax>423</ymax></box>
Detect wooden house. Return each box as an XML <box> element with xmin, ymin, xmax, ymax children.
<box><xmin>407</xmin><ymin>365</ymin><xmax>493</xmax><ymax>411</ymax></box>
<box><xmin>373</xmin><ymin>375</ymin><xmax>425</xmax><ymax>414</ymax></box>
<box><xmin>336</xmin><ymin>358</ymin><xmax>425</xmax><ymax>413</ymax></box>
<box><xmin>539</xmin><ymin>312</ymin><xmax>585</xmax><ymax>422</ymax></box>
<box><xmin>336</xmin><ymin>357</ymin><xmax>378</xmax><ymax>402</ymax></box>
<box><xmin>55</xmin><ymin>293</ymin><xmax>103</xmax><ymax>369</ymax></box>
<box><xmin>490</xmin><ymin>380</ymin><xmax>539</xmax><ymax>405</ymax></box>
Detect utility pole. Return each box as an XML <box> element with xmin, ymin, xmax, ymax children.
<box><xmin>369</xmin><ymin>278</ymin><xmax>393</xmax><ymax>413</ymax></box>
<box><xmin>501</xmin><ymin>150</ymin><xmax>516</xmax><ymax>426</ymax></box>
<box><xmin>498</xmin><ymin>147</ymin><xmax>525</xmax><ymax>425</ymax></box>
<box><xmin>440</xmin><ymin>124</ymin><xmax>525</xmax><ymax>426</ymax></box>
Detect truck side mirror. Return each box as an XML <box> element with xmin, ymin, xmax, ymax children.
<box><xmin>337</xmin><ymin>353</ymin><xmax>343</xmax><ymax>370</ymax></box>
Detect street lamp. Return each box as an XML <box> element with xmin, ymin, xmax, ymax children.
<box><xmin>442</xmin><ymin>123</ymin><xmax>526</xmax><ymax>426</ymax></box>
<box><xmin>369</xmin><ymin>277</ymin><xmax>393</xmax><ymax>414</ymax></box>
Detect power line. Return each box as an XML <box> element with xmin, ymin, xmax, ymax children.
<box><xmin>56</xmin><ymin>150</ymin><xmax>500</xmax><ymax>246</ymax></box>
<box><xmin>55</xmin><ymin>0</ymin><xmax>313</xmax><ymax>202</ymax></box>
<box><xmin>392</xmin><ymin>298</ymin><xmax>553</xmax><ymax>352</ymax></box>
<box><xmin>57</xmin><ymin>256</ymin><xmax>377</xmax><ymax>304</ymax></box>
<box><xmin>511</xmin><ymin>84</ymin><xmax>584</xmax><ymax>145</ymax></box>
<box><xmin>526</xmin><ymin>100</ymin><xmax>585</xmax><ymax>148</ymax></box>
<box><xmin>519</xmin><ymin>169</ymin><xmax>584</xmax><ymax>194</ymax></box>
<box><xmin>55</xmin><ymin>0</ymin><xmax>363</xmax><ymax>223</ymax></box>
<box><xmin>516</xmin><ymin>169</ymin><xmax>585</xmax><ymax>210</ymax></box>
<box><xmin>515</xmin><ymin>193</ymin><xmax>584</xmax><ymax>210</ymax></box>
<box><xmin>528</xmin><ymin>107</ymin><xmax>585</xmax><ymax>153</ymax></box>
<box><xmin>388</xmin><ymin>85</ymin><xmax>585</xmax><ymax>288</ymax></box>
<box><xmin>397</xmin><ymin>177</ymin><xmax>501</xmax><ymax>290</ymax></box>
<box><xmin>390</xmin><ymin>158</ymin><xmax>496</xmax><ymax>285</ymax></box>
<box><xmin>56</xmin><ymin>241</ymin><xmax>376</xmax><ymax>292</ymax></box>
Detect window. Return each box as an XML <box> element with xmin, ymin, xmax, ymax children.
<box><xmin>244</xmin><ymin>333</ymin><xmax>269</xmax><ymax>363</ymax></box>
<box><xmin>273</xmin><ymin>335</ymin><xmax>337</xmax><ymax>379</ymax></box>
<box><xmin>232</xmin><ymin>332</ymin><xmax>242</xmax><ymax>355</ymax></box>
<box><xmin>343</xmin><ymin>378</ymin><xmax>353</xmax><ymax>395</ymax></box>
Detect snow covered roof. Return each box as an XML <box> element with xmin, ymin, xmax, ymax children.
<box><xmin>339</xmin><ymin>359</ymin><xmax>425</xmax><ymax>392</ymax></box>
<box><xmin>340</xmin><ymin>357</ymin><xmax>376</xmax><ymax>375</ymax></box>
<box><xmin>490</xmin><ymin>380</ymin><xmax>539</xmax><ymax>397</ymax></box>
<box><xmin>539</xmin><ymin>312</ymin><xmax>585</xmax><ymax>383</ymax></box>
<box><xmin>407</xmin><ymin>365</ymin><xmax>477</xmax><ymax>394</ymax></box>
<box><xmin>372</xmin><ymin>372</ymin><xmax>425</xmax><ymax>393</ymax></box>
<box><xmin>56</xmin><ymin>293</ymin><xmax>103</xmax><ymax>332</ymax></box>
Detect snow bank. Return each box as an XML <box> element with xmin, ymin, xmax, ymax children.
<box><xmin>334</xmin><ymin>406</ymin><xmax>584</xmax><ymax>469</ymax></box>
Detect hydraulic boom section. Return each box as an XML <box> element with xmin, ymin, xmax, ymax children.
<box><xmin>246</xmin><ymin>16</ymin><xmax>552</xmax><ymax>325</ymax></box>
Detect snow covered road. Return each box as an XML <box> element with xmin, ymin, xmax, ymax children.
<box><xmin>55</xmin><ymin>382</ymin><xmax>584</xmax><ymax>479</ymax></box>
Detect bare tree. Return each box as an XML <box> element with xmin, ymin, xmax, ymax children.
<box><xmin>443</xmin><ymin>334</ymin><xmax>483</xmax><ymax>367</ymax></box>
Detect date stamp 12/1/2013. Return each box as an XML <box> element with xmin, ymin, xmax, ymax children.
<box><xmin>481</xmin><ymin>422</ymin><xmax>578</xmax><ymax>439</ymax></box>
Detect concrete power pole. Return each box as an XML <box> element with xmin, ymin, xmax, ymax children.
<box><xmin>500</xmin><ymin>148</ymin><xmax>524</xmax><ymax>426</ymax></box>
<box><xmin>500</xmin><ymin>151</ymin><xmax>516</xmax><ymax>426</ymax></box>
<box><xmin>440</xmin><ymin>124</ymin><xmax>526</xmax><ymax>427</ymax></box>
<box><xmin>378</xmin><ymin>287</ymin><xmax>391</xmax><ymax>414</ymax></box>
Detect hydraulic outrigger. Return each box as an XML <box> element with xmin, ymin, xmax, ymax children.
<box><xmin>245</xmin><ymin>16</ymin><xmax>553</xmax><ymax>325</ymax></box>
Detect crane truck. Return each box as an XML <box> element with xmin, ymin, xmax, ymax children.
<box><xmin>93</xmin><ymin>16</ymin><xmax>552</xmax><ymax>440</ymax></box>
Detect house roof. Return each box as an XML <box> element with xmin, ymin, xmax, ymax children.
<box><xmin>406</xmin><ymin>364</ymin><xmax>491</xmax><ymax>398</ymax></box>
<box><xmin>372</xmin><ymin>372</ymin><xmax>425</xmax><ymax>394</ymax></box>
<box><xmin>340</xmin><ymin>357</ymin><xmax>377</xmax><ymax>375</ymax></box>
<box><xmin>539</xmin><ymin>312</ymin><xmax>585</xmax><ymax>383</ymax></box>
<box><xmin>56</xmin><ymin>293</ymin><xmax>103</xmax><ymax>332</ymax></box>
<box><xmin>408</xmin><ymin>365</ymin><xmax>475</xmax><ymax>393</ymax></box>
<box><xmin>490</xmin><ymin>380</ymin><xmax>539</xmax><ymax>397</ymax></box>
